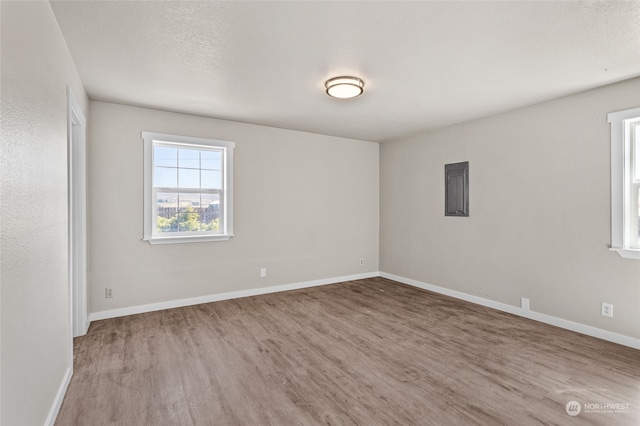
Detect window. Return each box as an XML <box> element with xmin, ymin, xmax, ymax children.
<box><xmin>141</xmin><ymin>132</ymin><xmax>234</xmax><ymax>244</ymax></box>
<box><xmin>608</xmin><ymin>107</ymin><xmax>640</xmax><ymax>259</ymax></box>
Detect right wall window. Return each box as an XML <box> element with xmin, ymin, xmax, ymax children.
<box><xmin>608</xmin><ymin>107</ymin><xmax>640</xmax><ymax>258</ymax></box>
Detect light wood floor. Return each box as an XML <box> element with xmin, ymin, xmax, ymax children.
<box><xmin>56</xmin><ymin>277</ymin><xmax>639</xmax><ymax>425</ymax></box>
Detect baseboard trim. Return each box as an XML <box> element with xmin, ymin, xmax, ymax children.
<box><xmin>88</xmin><ymin>271</ymin><xmax>379</xmax><ymax>323</ymax></box>
<box><xmin>380</xmin><ymin>271</ymin><xmax>640</xmax><ymax>350</ymax></box>
<box><xmin>45</xmin><ymin>366</ymin><xmax>72</xmax><ymax>426</ymax></box>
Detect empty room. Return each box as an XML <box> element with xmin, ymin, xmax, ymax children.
<box><xmin>2</xmin><ymin>1</ymin><xmax>640</xmax><ymax>425</ymax></box>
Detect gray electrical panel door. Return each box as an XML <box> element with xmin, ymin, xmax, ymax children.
<box><xmin>445</xmin><ymin>162</ymin><xmax>469</xmax><ymax>217</ymax></box>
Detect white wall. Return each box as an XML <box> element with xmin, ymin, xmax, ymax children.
<box><xmin>88</xmin><ymin>101</ymin><xmax>379</xmax><ymax>314</ymax></box>
<box><xmin>380</xmin><ymin>77</ymin><xmax>640</xmax><ymax>340</ymax></box>
<box><xmin>0</xmin><ymin>1</ymin><xmax>89</xmax><ymax>424</ymax></box>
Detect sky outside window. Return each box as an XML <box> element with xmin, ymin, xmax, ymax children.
<box><xmin>154</xmin><ymin>145</ymin><xmax>223</xmax><ymax>189</ymax></box>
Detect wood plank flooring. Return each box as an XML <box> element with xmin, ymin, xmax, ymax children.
<box><xmin>55</xmin><ymin>277</ymin><xmax>640</xmax><ymax>425</ymax></box>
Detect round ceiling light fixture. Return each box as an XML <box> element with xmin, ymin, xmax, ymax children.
<box><xmin>325</xmin><ymin>76</ymin><xmax>364</xmax><ymax>99</ymax></box>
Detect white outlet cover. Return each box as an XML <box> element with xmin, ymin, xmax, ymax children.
<box><xmin>521</xmin><ymin>298</ymin><xmax>530</xmax><ymax>310</ymax></box>
<box><xmin>601</xmin><ymin>302</ymin><xmax>613</xmax><ymax>317</ymax></box>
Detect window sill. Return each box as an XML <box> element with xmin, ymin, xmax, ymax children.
<box><xmin>609</xmin><ymin>247</ymin><xmax>640</xmax><ymax>260</ymax></box>
<box><xmin>145</xmin><ymin>234</ymin><xmax>233</xmax><ymax>245</ymax></box>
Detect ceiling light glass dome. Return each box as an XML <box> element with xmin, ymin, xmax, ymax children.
<box><xmin>325</xmin><ymin>76</ymin><xmax>364</xmax><ymax>99</ymax></box>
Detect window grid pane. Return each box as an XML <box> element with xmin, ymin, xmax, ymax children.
<box><xmin>178</xmin><ymin>148</ymin><xmax>200</xmax><ymax>169</ymax></box>
<box><xmin>201</xmin><ymin>170</ymin><xmax>222</xmax><ymax>189</ymax></box>
<box><xmin>154</xmin><ymin>166</ymin><xmax>177</xmax><ymax>188</ymax></box>
<box><xmin>201</xmin><ymin>150</ymin><xmax>222</xmax><ymax>170</ymax></box>
<box><xmin>178</xmin><ymin>168</ymin><xmax>200</xmax><ymax>189</ymax></box>
<box><xmin>154</xmin><ymin>146</ymin><xmax>177</xmax><ymax>167</ymax></box>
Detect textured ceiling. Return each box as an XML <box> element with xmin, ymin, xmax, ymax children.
<box><xmin>50</xmin><ymin>1</ymin><xmax>640</xmax><ymax>142</ymax></box>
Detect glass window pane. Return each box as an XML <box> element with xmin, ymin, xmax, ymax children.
<box><xmin>201</xmin><ymin>193</ymin><xmax>220</xmax><ymax>231</ymax></box>
<box><xmin>155</xmin><ymin>192</ymin><xmax>220</xmax><ymax>234</ymax></box>
<box><xmin>178</xmin><ymin>193</ymin><xmax>201</xmax><ymax>211</ymax></box>
<box><xmin>155</xmin><ymin>192</ymin><xmax>178</xmax><ymax>233</ymax></box>
<box><xmin>178</xmin><ymin>148</ymin><xmax>200</xmax><ymax>169</ymax></box>
<box><xmin>201</xmin><ymin>150</ymin><xmax>222</xmax><ymax>170</ymax></box>
<box><xmin>201</xmin><ymin>193</ymin><xmax>219</xmax><ymax>206</ymax></box>
<box><xmin>177</xmin><ymin>193</ymin><xmax>202</xmax><ymax>232</ymax></box>
<box><xmin>156</xmin><ymin>192</ymin><xmax>178</xmax><ymax>207</ymax></box>
<box><xmin>154</xmin><ymin>167</ymin><xmax>177</xmax><ymax>188</ymax></box>
<box><xmin>201</xmin><ymin>170</ymin><xmax>222</xmax><ymax>189</ymax></box>
<box><xmin>179</xmin><ymin>168</ymin><xmax>200</xmax><ymax>188</ymax></box>
<box><xmin>154</xmin><ymin>146</ymin><xmax>177</xmax><ymax>167</ymax></box>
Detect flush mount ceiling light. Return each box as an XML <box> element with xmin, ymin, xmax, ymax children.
<box><xmin>325</xmin><ymin>76</ymin><xmax>364</xmax><ymax>99</ymax></box>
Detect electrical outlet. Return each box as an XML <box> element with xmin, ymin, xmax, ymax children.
<box><xmin>105</xmin><ymin>288</ymin><xmax>113</xmax><ymax>298</ymax></box>
<box><xmin>360</xmin><ymin>258</ymin><xmax>365</xmax><ymax>266</ymax></box>
<box><xmin>521</xmin><ymin>297</ymin><xmax>530</xmax><ymax>310</ymax></box>
<box><xmin>601</xmin><ymin>302</ymin><xmax>613</xmax><ymax>318</ymax></box>
<box><xmin>260</xmin><ymin>268</ymin><xmax>267</xmax><ymax>278</ymax></box>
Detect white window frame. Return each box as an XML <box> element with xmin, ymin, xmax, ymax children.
<box><xmin>608</xmin><ymin>107</ymin><xmax>640</xmax><ymax>259</ymax></box>
<box><xmin>141</xmin><ymin>131</ymin><xmax>235</xmax><ymax>244</ymax></box>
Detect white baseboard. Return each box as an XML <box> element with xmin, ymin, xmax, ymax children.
<box><xmin>45</xmin><ymin>366</ymin><xmax>72</xmax><ymax>426</ymax></box>
<box><xmin>380</xmin><ymin>271</ymin><xmax>640</xmax><ymax>350</ymax></box>
<box><xmin>88</xmin><ymin>271</ymin><xmax>379</xmax><ymax>323</ymax></box>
